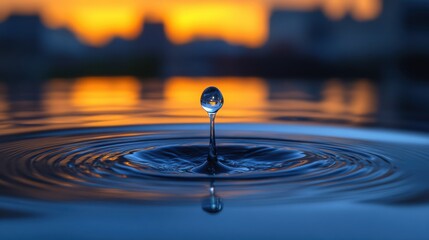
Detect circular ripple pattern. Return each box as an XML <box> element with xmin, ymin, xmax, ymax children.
<box><xmin>0</xmin><ymin>126</ymin><xmax>409</xmax><ymax>203</ymax></box>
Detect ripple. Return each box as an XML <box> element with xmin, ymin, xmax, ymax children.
<box><xmin>0</xmin><ymin>124</ymin><xmax>423</xmax><ymax>203</ymax></box>
<box><xmin>122</xmin><ymin>139</ymin><xmax>395</xmax><ymax>183</ymax></box>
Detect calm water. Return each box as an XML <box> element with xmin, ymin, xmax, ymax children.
<box><xmin>1</xmin><ymin>77</ymin><xmax>429</xmax><ymax>240</ymax></box>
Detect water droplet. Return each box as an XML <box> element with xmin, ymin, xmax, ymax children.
<box><xmin>198</xmin><ymin>86</ymin><xmax>225</xmax><ymax>174</ymax></box>
<box><xmin>200</xmin><ymin>87</ymin><xmax>224</xmax><ymax>113</ymax></box>
<box><xmin>197</xmin><ymin>86</ymin><xmax>233</xmax><ymax>174</ymax></box>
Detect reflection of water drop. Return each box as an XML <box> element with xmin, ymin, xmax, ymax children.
<box><xmin>200</xmin><ymin>87</ymin><xmax>224</xmax><ymax>113</ymax></box>
<box><xmin>202</xmin><ymin>182</ymin><xmax>223</xmax><ymax>214</ymax></box>
<box><xmin>202</xmin><ymin>195</ymin><xmax>223</xmax><ymax>214</ymax></box>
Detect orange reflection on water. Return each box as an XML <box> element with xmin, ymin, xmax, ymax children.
<box><xmin>43</xmin><ymin>79</ymin><xmax>73</xmax><ymax>115</ymax></box>
<box><xmin>16</xmin><ymin>76</ymin><xmax>380</xmax><ymax>133</ymax></box>
<box><xmin>164</xmin><ymin>77</ymin><xmax>268</xmax><ymax>120</ymax></box>
<box><xmin>43</xmin><ymin>77</ymin><xmax>147</xmax><ymax>128</ymax></box>
<box><xmin>44</xmin><ymin>77</ymin><xmax>142</xmax><ymax>114</ymax></box>
<box><xmin>321</xmin><ymin>78</ymin><xmax>377</xmax><ymax>122</ymax></box>
<box><xmin>0</xmin><ymin>0</ymin><xmax>382</xmax><ymax>47</ymax></box>
<box><xmin>0</xmin><ymin>83</ymin><xmax>9</xmax><ymax>123</ymax></box>
<box><xmin>350</xmin><ymin>79</ymin><xmax>377</xmax><ymax>115</ymax></box>
<box><xmin>71</xmin><ymin>76</ymin><xmax>141</xmax><ymax>111</ymax></box>
<box><xmin>322</xmin><ymin>79</ymin><xmax>346</xmax><ymax>114</ymax></box>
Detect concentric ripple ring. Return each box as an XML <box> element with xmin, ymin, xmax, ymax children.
<box><xmin>0</xmin><ymin>124</ymin><xmax>418</xmax><ymax>203</ymax></box>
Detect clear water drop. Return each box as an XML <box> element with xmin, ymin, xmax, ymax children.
<box><xmin>198</xmin><ymin>86</ymin><xmax>225</xmax><ymax>174</ymax></box>
<box><xmin>197</xmin><ymin>86</ymin><xmax>232</xmax><ymax>174</ymax></box>
<box><xmin>200</xmin><ymin>87</ymin><xmax>224</xmax><ymax>113</ymax></box>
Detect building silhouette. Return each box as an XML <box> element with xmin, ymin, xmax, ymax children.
<box><xmin>0</xmin><ymin>0</ymin><xmax>428</xmax><ymax>78</ymax></box>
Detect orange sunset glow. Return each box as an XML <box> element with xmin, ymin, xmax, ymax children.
<box><xmin>163</xmin><ymin>2</ymin><xmax>268</xmax><ymax>47</ymax></box>
<box><xmin>0</xmin><ymin>0</ymin><xmax>382</xmax><ymax>47</ymax></box>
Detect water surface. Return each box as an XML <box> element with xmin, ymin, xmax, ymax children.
<box><xmin>0</xmin><ymin>77</ymin><xmax>429</xmax><ymax>240</ymax></box>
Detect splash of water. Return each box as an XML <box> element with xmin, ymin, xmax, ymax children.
<box><xmin>198</xmin><ymin>87</ymin><xmax>230</xmax><ymax>174</ymax></box>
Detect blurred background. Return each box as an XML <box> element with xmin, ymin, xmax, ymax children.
<box><xmin>0</xmin><ymin>0</ymin><xmax>428</xmax><ymax>134</ymax></box>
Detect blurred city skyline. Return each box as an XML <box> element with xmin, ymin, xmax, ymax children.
<box><xmin>0</xmin><ymin>0</ymin><xmax>383</xmax><ymax>47</ymax></box>
<box><xmin>0</xmin><ymin>0</ymin><xmax>428</xmax><ymax>79</ymax></box>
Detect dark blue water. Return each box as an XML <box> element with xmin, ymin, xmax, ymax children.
<box><xmin>1</xmin><ymin>78</ymin><xmax>429</xmax><ymax>239</ymax></box>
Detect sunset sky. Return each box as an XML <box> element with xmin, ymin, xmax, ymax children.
<box><xmin>0</xmin><ymin>0</ymin><xmax>382</xmax><ymax>47</ymax></box>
